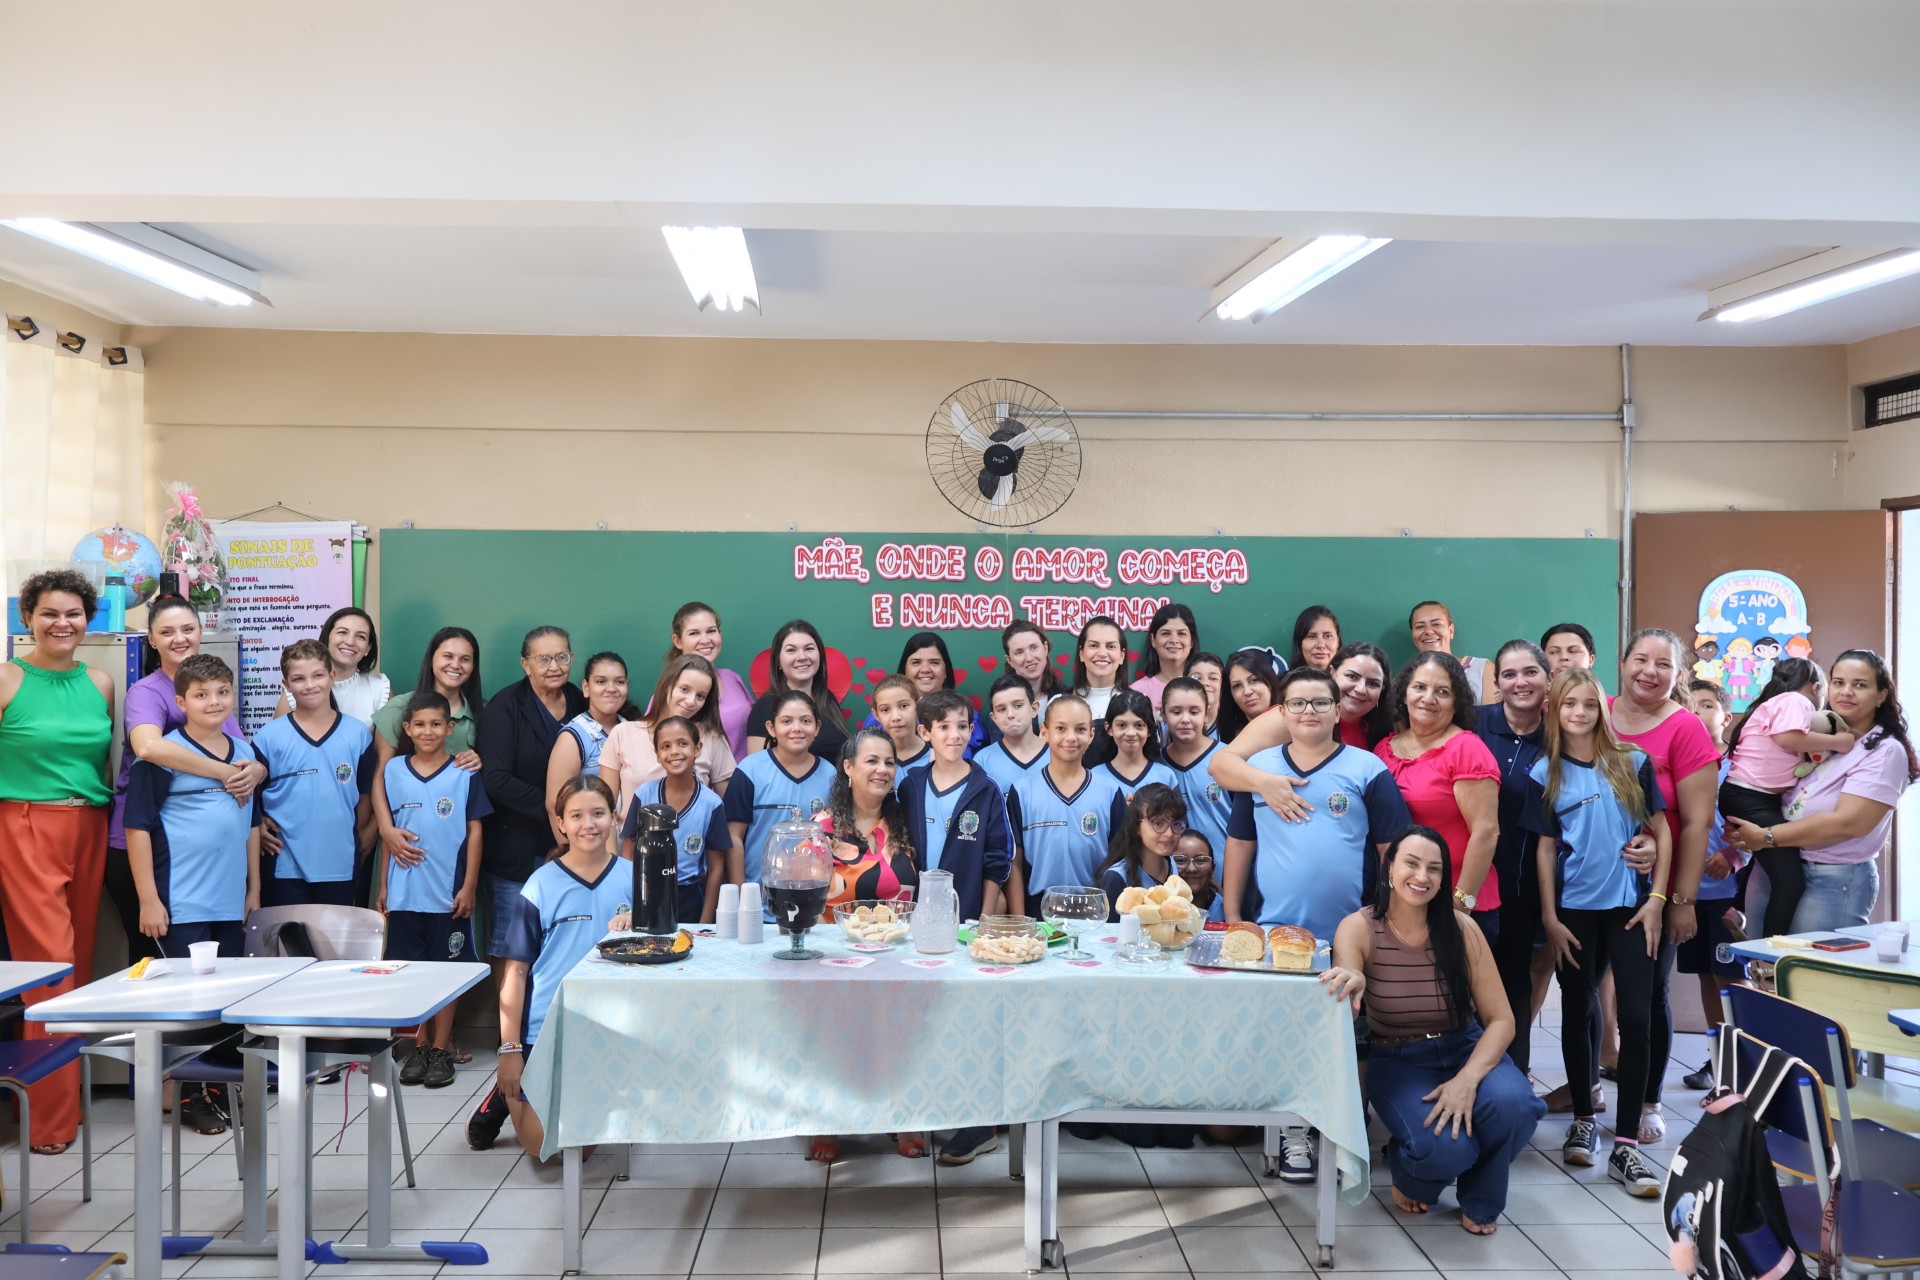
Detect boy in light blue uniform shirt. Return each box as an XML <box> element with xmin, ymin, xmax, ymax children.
<box><xmin>379</xmin><ymin>691</ymin><xmax>491</xmax><ymax>1089</ymax></box>
<box><xmin>972</xmin><ymin>674</ymin><xmax>1049</xmax><ymax>796</ymax></box>
<box><xmin>253</xmin><ymin>638</ymin><xmax>375</xmax><ymax>907</ymax></box>
<box><xmin>124</xmin><ymin>654</ymin><xmax>263</xmax><ymax>956</ymax></box>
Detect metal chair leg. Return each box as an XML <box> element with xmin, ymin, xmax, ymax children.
<box><xmin>390</xmin><ymin>1061</ymin><xmax>417</xmax><ymax>1188</ymax></box>
<box><xmin>230</xmin><ymin>1083</ymin><xmax>245</xmax><ymax>1181</ymax></box>
<box><xmin>7</xmin><ymin>1083</ymin><xmax>29</xmax><ymax>1243</ymax></box>
<box><xmin>80</xmin><ymin>1054</ymin><xmax>91</xmax><ymax>1205</ymax></box>
<box><xmin>170</xmin><ymin>1090</ymin><xmax>183</xmax><ymax>1237</ymax></box>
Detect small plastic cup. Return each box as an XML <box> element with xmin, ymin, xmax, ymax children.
<box><xmin>188</xmin><ymin>941</ymin><xmax>219</xmax><ymax>975</ymax></box>
<box><xmin>1890</xmin><ymin>922</ymin><xmax>1912</xmax><ymax>954</ymax></box>
<box><xmin>715</xmin><ymin>884</ymin><xmax>741</xmax><ymax>939</ymax></box>
<box><xmin>1877</xmin><ymin>929</ymin><xmax>1903</xmax><ymax>964</ymax></box>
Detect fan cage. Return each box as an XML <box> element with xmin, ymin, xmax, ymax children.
<box><xmin>925</xmin><ymin>378</ymin><xmax>1082</xmax><ymax>527</ymax></box>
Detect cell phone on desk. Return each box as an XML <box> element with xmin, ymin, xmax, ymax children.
<box><xmin>1806</xmin><ymin>933</ymin><xmax>1871</xmax><ymax>952</ymax></box>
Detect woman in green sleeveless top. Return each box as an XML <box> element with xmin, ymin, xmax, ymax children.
<box><xmin>0</xmin><ymin>568</ymin><xmax>115</xmax><ymax>1153</ymax></box>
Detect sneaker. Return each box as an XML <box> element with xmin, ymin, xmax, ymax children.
<box><xmin>1637</xmin><ymin>1109</ymin><xmax>1667</xmax><ymax>1144</ymax></box>
<box><xmin>422</xmin><ymin>1046</ymin><xmax>456</xmax><ymax>1089</ymax></box>
<box><xmin>1609</xmin><ymin>1143</ymin><xmax>1661</xmax><ymax>1197</ymax></box>
<box><xmin>178</xmin><ymin>1089</ymin><xmax>230</xmax><ymax>1136</ymax></box>
<box><xmin>466</xmin><ymin>1086</ymin><xmax>510</xmax><ymax>1150</ymax></box>
<box><xmin>936</xmin><ymin>1126</ymin><xmax>999</xmax><ymax>1166</ymax></box>
<box><xmin>398</xmin><ymin>1047</ymin><xmax>431</xmax><ymax>1086</ymax></box>
<box><xmin>1682</xmin><ymin>1059</ymin><xmax>1715</xmax><ymax>1091</ymax></box>
<box><xmin>1278</xmin><ymin>1128</ymin><xmax>1316</xmax><ymax>1184</ymax></box>
<box><xmin>1562</xmin><ymin>1118</ymin><xmax>1598</xmax><ymax>1167</ymax></box>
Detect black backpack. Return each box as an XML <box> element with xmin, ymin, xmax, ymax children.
<box><xmin>1661</xmin><ymin>1034</ymin><xmax>1808</xmax><ymax>1280</ymax></box>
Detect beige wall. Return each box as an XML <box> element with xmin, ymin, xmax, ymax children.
<box><xmin>1844</xmin><ymin>324</ymin><xmax>1920</xmax><ymax>507</ymax></box>
<box><xmin>130</xmin><ymin>327</ymin><xmax>1854</xmax><ymax>616</ymax></box>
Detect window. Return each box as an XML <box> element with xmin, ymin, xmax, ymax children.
<box><xmin>1864</xmin><ymin>372</ymin><xmax>1920</xmax><ymax>428</ymax></box>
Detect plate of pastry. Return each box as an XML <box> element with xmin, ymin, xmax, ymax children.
<box><xmin>1184</xmin><ymin>922</ymin><xmax>1328</xmax><ymax>974</ymax></box>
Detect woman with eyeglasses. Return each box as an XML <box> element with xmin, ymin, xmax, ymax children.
<box><xmin>476</xmin><ymin>626</ymin><xmax>587</xmax><ymax>968</ymax></box>
<box><xmin>1096</xmin><ymin>782</ymin><xmax>1188</xmax><ymax>919</ymax></box>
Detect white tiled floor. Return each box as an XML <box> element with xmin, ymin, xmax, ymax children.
<box><xmin>0</xmin><ymin>1010</ymin><xmax>1725</xmax><ymax>1278</ymax></box>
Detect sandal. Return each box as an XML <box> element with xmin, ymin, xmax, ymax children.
<box><xmin>808</xmin><ymin>1137</ymin><xmax>840</xmax><ymax>1163</ymax></box>
<box><xmin>1462</xmin><ymin>1215</ymin><xmax>1499</xmax><ymax>1235</ymax></box>
<box><xmin>895</xmin><ymin>1132</ymin><xmax>928</xmax><ymax>1159</ymax></box>
<box><xmin>29</xmin><ymin>1142</ymin><xmax>70</xmax><ymax>1156</ymax></box>
<box><xmin>451</xmin><ymin>1043</ymin><xmax>472</xmax><ymax>1065</ymax></box>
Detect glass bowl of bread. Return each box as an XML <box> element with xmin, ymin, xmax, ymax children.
<box><xmin>1113</xmin><ymin>874</ymin><xmax>1206</xmax><ymax>961</ymax></box>
<box><xmin>966</xmin><ymin>914</ymin><xmax>1049</xmax><ymax>965</ymax></box>
<box><xmin>834</xmin><ymin>900</ymin><xmax>914</xmax><ymax>948</ymax></box>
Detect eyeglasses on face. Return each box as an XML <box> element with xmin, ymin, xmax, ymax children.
<box><xmin>1282</xmin><ymin>697</ymin><xmax>1336</xmax><ymax>714</ymax></box>
<box><xmin>529</xmin><ymin>652</ymin><xmax>573</xmax><ymax>669</ymax></box>
<box><xmin>1144</xmin><ymin>816</ymin><xmax>1181</xmax><ymax>835</ymax></box>
<box><xmin>1171</xmin><ymin>854</ymin><xmax>1214</xmax><ymax>869</ymax></box>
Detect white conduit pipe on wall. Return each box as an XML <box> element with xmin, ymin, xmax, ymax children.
<box><xmin>1071</xmin><ymin>347</ymin><xmax>1640</xmax><ymax>646</ymax></box>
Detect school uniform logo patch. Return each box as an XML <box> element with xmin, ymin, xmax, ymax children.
<box><xmin>333</xmin><ymin>763</ymin><xmax>353</xmax><ymax>782</ymax></box>
<box><xmin>684</xmin><ymin>834</ymin><xmax>704</xmax><ymax>856</ymax></box>
<box><xmin>447</xmin><ymin>930</ymin><xmax>466</xmax><ymax>959</ymax></box>
<box><xmin>1078</xmin><ymin>812</ymin><xmax>1099</xmax><ymax>835</ymax></box>
<box><xmin>434</xmin><ymin>797</ymin><xmax>454</xmax><ymax>818</ymax></box>
<box><xmin>809</xmin><ymin>796</ymin><xmax>828</xmax><ymax>816</ymax></box>
<box><xmin>957</xmin><ymin>810</ymin><xmax>980</xmax><ymax>838</ymax></box>
<box><xmin>1326</xmin><ymin>792</ymin><xmax>1350</xmax><ymax>817</ymax></box>
<box><xmin>1204</xmin><ymin>782</ymin><xmax>1223</xmax><ymax>803</ymax></box>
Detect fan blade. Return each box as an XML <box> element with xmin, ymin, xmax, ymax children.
<box><xmin>949</xmin><ymin>402</ymin><xmax>993</xmax><ymax>453</ymax></box>
<box><xmin>1006</xmin><ymin>422</ymin><xmax>1071</xmax><ymax>450</ymax></box>
<box><xmin>988</xmin><ymin>474</ymin><xmax>1015</xmax><ymax>509</ymax></box>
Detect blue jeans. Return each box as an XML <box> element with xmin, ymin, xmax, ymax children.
<box><xmin>1791</xmin><ymin>860</ymin><xmax>1879</xmax><ymax>933</ymax></box>
<box><xmin>482</xmin><ymin>872</ymin><xmax>529</xmax><ymax>958</ymax></box>
<box><xmin>1365</xmin><ymin>1023</ymin><xmax>1543</xmax><ymax>1224</ymax></box>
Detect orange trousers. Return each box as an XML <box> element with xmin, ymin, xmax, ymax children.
<box><xmin>0</xmin><ymin>801</ymin><xmax>105</xmax><ymax>1146</ymax></box>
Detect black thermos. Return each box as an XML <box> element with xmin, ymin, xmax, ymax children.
<box><xmin>632</xmin><ymin>802</ymin><xmax>680</xmax><ymax>935</ymax></box>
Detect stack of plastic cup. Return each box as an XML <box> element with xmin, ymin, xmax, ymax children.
<box><xmin>737</xmin><ymin>884</ymin><xmax>765</xmax><ymax>944</ymax></box>
<box><xmin>715</xmin><ymin>884</ymin><xmax>740</xmax><ymax>939</ymax></box>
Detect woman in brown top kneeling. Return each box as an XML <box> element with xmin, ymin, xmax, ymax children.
<box><xmin>1321</xmin><ymin>825</ymin><xmax>1545</xmax><ymax>1235</ymax></box>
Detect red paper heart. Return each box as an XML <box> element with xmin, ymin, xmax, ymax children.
<box><xmin>866</xmin><ymin>668</ymin><xmax>886</xmax><ymax>684</ymax></box>
<box><xmin>977</xmin><ymin>656</ymin><xmax>999</xmax><ymax>671</ymax></box>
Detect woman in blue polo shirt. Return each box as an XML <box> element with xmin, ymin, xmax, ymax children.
<box><xmin>1473</xmin><ymin>639</ymin><xmax>1549</xmax><ymax>1075</ymax></box>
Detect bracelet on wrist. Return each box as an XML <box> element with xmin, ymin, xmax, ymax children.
<box><xmin>1648</xmin><ymin>892</ymin><xmax>1668</xmax><ymax>903</ymax></box>
<box><xmin>497</xmin><ymin>1042</ymin><xmax>526</xmax><ymax>1056</ymax></box>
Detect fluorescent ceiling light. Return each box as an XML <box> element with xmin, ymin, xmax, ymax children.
<box><xmin>1210</xmin><ymin>235</ymin><xmax>1390</xmax><ymax>322</ymax></box>
<box><xmin>0</xmin><ymin>219</ymin><xmax>265</xmax><ymax>306</ymax></box>
<box><xmin>661</xmin><ymin>226</ymin><xmax>759</xmax><ymax>313</ymax></box>
<box><xmin>1704</xmin><ymin>246</ymin><xmax>1920</xmax><ymax>323</ymax></box>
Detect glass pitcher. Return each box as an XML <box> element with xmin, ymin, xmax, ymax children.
<box><xmin>762</xmin><ymin>810</ymin><xmax>833</xmax><ymax>961</ymax></box>
<box><xmin>914</xmin><ymin>869</ymin><xmax>958</xmax><ymax>954</ymax></box>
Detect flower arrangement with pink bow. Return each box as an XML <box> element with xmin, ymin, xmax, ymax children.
<box><xmin>161</xmin><ymin>482</ymin><xmax>226</xmax><ymax>612</ymax></box>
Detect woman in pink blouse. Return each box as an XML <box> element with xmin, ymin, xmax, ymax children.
<box><xmin>1727</xmin><ymin>648</ymin><xmax>1917</xmax><ymax>933</ymax></box>
<box><xmin>1375</xmin><ymin>653</ymin><xmax>1501</xmax><ymax>935</ymax></box>
<box><xmin>1606</xmin><ymin>627</ymin><xmax>1720</xmax><ymax>1144</ymax></box>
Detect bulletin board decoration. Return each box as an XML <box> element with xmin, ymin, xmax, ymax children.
<box><xmin>1692</xmin><ymin>569</ymin><xmax>1812</xmax><ymax>712</ymax></box>
<box><xmin>378</xmin><ymin>530</ymin><xmax>1621</xmax><ymax>720</ymax></box>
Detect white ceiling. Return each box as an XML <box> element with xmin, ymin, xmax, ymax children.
<box><xmin>3</xmin><ymin>223</ymin><xmax>1918</xmax><ymax>346</ymax></box>
<box><xmin>4</xmin><ymin>0</ymin><xmax>1920</xmax><ymax>347</ymax></box>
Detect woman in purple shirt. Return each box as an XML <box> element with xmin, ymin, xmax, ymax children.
<box><xmin>1727</xmin><ymin>649</ymin><xmax>1917</xmax><ymax>932</ymax></box>
<box><xmin>104</xmin><ymin>596</ymin><xmax>265</xmax><ymax>960</ymax></box>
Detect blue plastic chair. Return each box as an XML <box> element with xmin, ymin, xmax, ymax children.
<box><xmin>1725</xmin><ymin>985</ymin><xmax>1920</xmax><ymax>1191</ymax></box>
<box><xmin>0</xmin><ymin>1036</ymin><xmax>93</xmax><ymax>1242</ymax></box>
<box><xmin>1720</xmin><ymin>1027</ymin><xmax>1920</xmax><ymax>1276</ymax></box>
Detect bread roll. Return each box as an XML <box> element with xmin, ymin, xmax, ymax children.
<box><xmin>1146</xmin><ymin>885</ymin><xmax>1170</xmax><ymax>905</ymax></box>
<box><xmin>1131</xmin><ymin>902</ymin><xmax>1163</xmax><ymax>925</ymax></box>
<box><xmin>1165</xmin><ymin>875</ymin><xmax>1193</xmax><ymax>902</ymax></box>
<box><xmin>1267</xmin><ymin>925</ymin><xmax>1316</xmax><ymax>972</ymax></box>
<box><xmin>1220</xmin><ymin>921</ymin><xmax>1265</xmax><ymax>963</ymax></box>
<box><xmin>1115</xmin><ymin>886</ymin><xmax>1148</xmax><ymax>914</ymax></box>
<box><xmin>1146</xmin><ymin>922</ymin><xmax>1185</xmax><ymax>948</ymax></box>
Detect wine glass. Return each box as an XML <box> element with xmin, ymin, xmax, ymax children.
<box><xmin>1041</xmin><ymin>886</ymin><xmax>1108</xmax><ymax>961</ymax></box>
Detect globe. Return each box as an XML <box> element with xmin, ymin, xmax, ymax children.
<box><xmin>72</xmin><ymin>525</ymin><xmax>164</xmax><ymax>611</ymax></box>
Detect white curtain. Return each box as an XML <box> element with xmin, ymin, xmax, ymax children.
<box><xmin>0</xmin><ymin>324</ymin><xmax>146</xmax><ymax>582</ymax></box>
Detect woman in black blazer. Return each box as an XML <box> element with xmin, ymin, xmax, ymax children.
<box><xmin>476</xmin><ymin>626</ymin><xmax>587</xmax><ymax>959</ymax></box>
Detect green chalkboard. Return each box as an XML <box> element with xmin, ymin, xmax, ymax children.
<box><xmin>376</xmin><ymin>530</ymin><xmax>1619</xmax><ymax>715</ymax></box>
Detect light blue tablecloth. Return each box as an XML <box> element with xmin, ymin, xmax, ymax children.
<box><xmin>521</xmin><ymin>930</ymin><xmax>1370</xmax><ymax>1201</ymax></box>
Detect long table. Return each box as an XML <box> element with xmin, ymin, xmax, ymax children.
<box><xmin>1727</xmin><ymin>924</ymin><xmax>1918</xmax><ymax>975</ymax></box>
<box><xmin>523</xmin><ymin>929</ymin><xmax>1370</xmax><ymax>1274</ymax></box>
